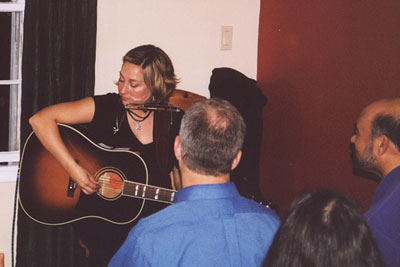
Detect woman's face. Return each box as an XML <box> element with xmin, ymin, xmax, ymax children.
<box><xmin>118</xmin><ymin>62</ymin><xmax>151</xmax><ymax>105</ymax></box>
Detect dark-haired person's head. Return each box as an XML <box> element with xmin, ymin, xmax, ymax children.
<box><xmin>264</xmin><ymin>189</ymin><xmax>384</xmax><ymax>267</ymax></box>
<box><xmin>178</xmin><ymin>97</ymin><xmax>246</xmax><ymax>177</ymax></box>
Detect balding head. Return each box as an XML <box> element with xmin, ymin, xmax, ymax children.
<box><xmin>178</xmin><ymin>98</ymin><xmax>246</xmax><ymax>176</ymax></box>
<box><xmin>360</xmin><ymin>98</ymin><xmax>400</xmax><ymax>123</ymax></box>
<box><xmin>351</xmin><ymin>97</ymin><xmax>400</xmax><ymax>178</ymax></box>
<box><xmin>363</xmin><ymin>98</ymin><xmax>400</xmax><ymax>151</ymax></box>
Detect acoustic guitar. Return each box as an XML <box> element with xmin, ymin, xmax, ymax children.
<box><xmin>18</xmin><ymin>124</ymin><xmax>176</xmax><ymax>226</ymax></box>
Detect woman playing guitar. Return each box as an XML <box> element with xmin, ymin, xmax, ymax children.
<box><xmin>28</xmin><ymin>44</ymin><xmax>183</xmax><ymax>266</ymax></box>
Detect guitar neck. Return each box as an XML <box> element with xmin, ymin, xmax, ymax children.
<box><xmin>123</xmin><ymin>181</ymin><xmax>176</xmax><ymax>204</ymax></box>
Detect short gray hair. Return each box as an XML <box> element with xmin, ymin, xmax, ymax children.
<box><xmin>179</xmin><ymin>98</ymin><xmax>246</xmax><ymax>176</ymax></box>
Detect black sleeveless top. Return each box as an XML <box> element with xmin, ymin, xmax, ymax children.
<box><xmin>76</xmin><ymin>93</ymin><xmax>183</xmax><ymax>266</ymax></box>
<box><xmin>88</xmin><ymin>93</ymin><xmax>181</xmax><ymax>190</ymax></box>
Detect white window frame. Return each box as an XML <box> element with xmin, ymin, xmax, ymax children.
<box><xmin>0</xmin><ymin>0</ymin><xmax>25</xmax><ymax>182</ymax></box>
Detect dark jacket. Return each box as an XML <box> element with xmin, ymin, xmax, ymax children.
<box><xmin>209</xmin><ymin>67</ymin><xmax>267</xmax><ymax>200</ymax></box>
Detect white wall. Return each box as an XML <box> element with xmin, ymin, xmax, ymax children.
<box><xmin>0</xmin><ymin>182</ymin><xmax>17</xmax><ymax>267</ymax></box>
<box><xmin>0</xmin><ymin>2</ymin><xmax>260</xmax><ymax>266</ymax></box>
<box><xmin>95</xmin><ymin>0</ymin><xmax>261</xmax><ymax>97</ymax></box>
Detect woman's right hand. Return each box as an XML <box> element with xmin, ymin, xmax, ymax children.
<box><xmin>68</xmin><ymin>164</ymin><xmax>100</xmax><ymax>195</ymax></box>
<box><xmin>29</xmin><ymin>97</ymin><xmax>98</xmax><ymax>195</ymax></box>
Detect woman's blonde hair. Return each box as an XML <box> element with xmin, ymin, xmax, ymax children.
<box><xmin>123</xmin><ymin>44</ymin><xmax>179</xmax><ymax>104</ymax></box>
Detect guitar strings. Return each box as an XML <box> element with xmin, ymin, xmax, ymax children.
<box><xmin>97</xmin><ymin>178</ymin><xmax>175</xmax><ymax>198</ymax></box>
<box><xmin>98</xmin><ymin>184</ymin><xmax>175</xmax><ymax>201</ymax></box>
<box><xmin>97</xmin><ymin>177</ymin><xmax>175</xmax><ymax>192</ymax></box>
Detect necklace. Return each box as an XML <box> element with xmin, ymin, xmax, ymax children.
<box><xmin>113</xmin><ymin>113</ymin><xmax>126</xmax><ymax>134</ymax></box>
<box><xmin>127</xmin><ymin>109</ymin><xmax>152</xmax><ymax>130</ymax></box>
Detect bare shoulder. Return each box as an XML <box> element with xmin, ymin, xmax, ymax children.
<box><xmin>34</xmin><ymin>97</ymin><xmax>95</xmax><ymax>125</ymax></box>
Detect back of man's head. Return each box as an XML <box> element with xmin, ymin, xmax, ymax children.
<box><xmin>179</xmin><ymin>98</ymin><xmax>246</xmax><ymax>176</ymax></box>
<box><xmin>370</xmin><ymin>114</ymin><xmax>400</xmax><ymax>152</ymax></box>
<box><xmin>363</xmin><ymin>98</ymin><xmax>400</xmax><ymax>151</ymax></box>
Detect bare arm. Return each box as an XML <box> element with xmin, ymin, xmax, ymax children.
<box><xmin>29</xmin><ymin>97</ymin><xmax>100</xmax><ymax>194</ymax></box>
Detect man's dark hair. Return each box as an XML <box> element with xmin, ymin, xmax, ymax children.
<box><xmin>264</xmin><ymin>189</ymin><xmax>384</xmax><ymax>267</ymax></box>
<box><xmin>371</xmin><ymin>113</ymin><xmax>400</xmax><ymax>151</ymax></box>
<box><xmin>179</xmin><ymin>97</ymin><xmax>246</xmax><ymax>176</ymax></box>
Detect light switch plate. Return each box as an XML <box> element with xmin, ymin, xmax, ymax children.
<box><xmin>221</xmin><ymin>26</ymin><xmax>233</xmax><ymax>50</ymax></box>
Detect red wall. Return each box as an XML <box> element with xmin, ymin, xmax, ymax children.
<box><xmin>257</xmin><ymin>1</ymin><xmax>400</xmax><ymax>217</ymax></box>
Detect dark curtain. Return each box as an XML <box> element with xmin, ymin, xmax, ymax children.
<box><xmin>17</xmin><ymin>0</ymin><xmax>97</xmax><ymax>266</ymax></box>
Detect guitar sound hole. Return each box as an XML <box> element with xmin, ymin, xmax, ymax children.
<box><xmin>97</xmin><ymin>171</ymin><xmax>123</xmax><ymax>199</ymax></box>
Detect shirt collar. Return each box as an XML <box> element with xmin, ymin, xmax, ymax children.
<box><xmin>174</xmin><ymin>182</ymin><xmax>239</xmax><ymax>203</ymax></box>
<box><xmin>372</xmin><ymin>165</ymin><xmax>400</xmax><ymax>204</ymax></box>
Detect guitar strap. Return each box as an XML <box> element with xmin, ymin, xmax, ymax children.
<box><xmin>154</xmin><ymin>109</ymin><xmax>182</xmax><ymax>176</ymax></box>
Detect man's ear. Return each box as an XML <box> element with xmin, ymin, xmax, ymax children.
<box><xmin>231</xmin><ymin>150</ymin><xmax>242</xmax><ymax>171</ymax></box>
<box><xmin>174</xmin><ymin>136</ymin><xmax>182</xmax><ymax>160</ymax></box>
<box><xmin>374</xmin><ymin>135</ymin><xmax>389</xmax><ymax>156</ymax></box>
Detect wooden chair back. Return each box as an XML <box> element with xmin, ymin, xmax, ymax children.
<box><xmin>169</xmin><ymin>89</ymin><xmax>206</xmax><ymax>111</ymax></box>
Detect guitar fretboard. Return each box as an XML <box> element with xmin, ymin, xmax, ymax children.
<box><xmin>123</xmin><ymin>181</ymin><xmax>176</xmax><ymax>204</ymax></box>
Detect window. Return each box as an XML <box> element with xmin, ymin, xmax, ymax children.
<box><xmin>0</xmin><ymin>0</ymin><xmax>24</xmax><ymax>182</ymax></box>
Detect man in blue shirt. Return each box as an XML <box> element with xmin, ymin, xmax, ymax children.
<box><xmin>350</xmin><ymin>98</ymin><xmax>400</xmax><ymax>267</ymax></box>
<box><xmin>109</xmin><ymin>98</ymin><xmax>280</xmax><ymax>266</ymax></box>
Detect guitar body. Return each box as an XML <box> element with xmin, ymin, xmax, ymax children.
<box><xmin>18</xmin><ymin>124</ymin><xmax>152</xmax><ymax>225</ymax></box>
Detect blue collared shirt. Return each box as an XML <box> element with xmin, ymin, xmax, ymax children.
<box><xmin>109</xmin><ymin>182</ymin><xmax>280</xmax><ymax>267</ymax></box>
<box><xmin>365</xmin><ymin>166</ymin><xmax>400</xmax><ymax>267</ymax></box>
